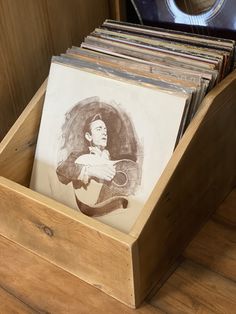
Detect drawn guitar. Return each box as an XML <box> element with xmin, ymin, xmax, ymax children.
<box><xmin>73</xmin><ymin>154</ymin><xmax>139</xmax><ymax>217</ymax></box>
<box><xmin>134</xmin><ymin>0</ymin><xmax>236</xmax><ymax>36</ymax></box>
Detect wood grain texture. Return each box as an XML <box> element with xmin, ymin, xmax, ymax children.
<box><xmin>184</xmin><ymin>187</ymin><xmax>236</xmax><ymax>282</ymax></box>
<box><xmin>109</xmin><ymin>0</ymin><xmax>126</xmax><ymax>20</ymax></box>
<box><xmin>0</xmin><ymin>0</ymin><xmax>110</xmax><ymax>141</ymax></box>
<box><xmin>184</xmin><ymin>219</ymin><xmax>236</xmax><ymax>282</ymax></box>
<box><xmin>213</xmin><ymin>188</ymin><xmax>236</xmax><ymax>226</ymax></box>
<box><xmin>131</xmin><ymin>70</ymin><xmax>236</xmax><ymax>301</ymax></box>
<box><xmin>184</xmin><ymin>185</ymin><xmax>236</xmax><ymax>281</ymax></box>
<box><xmin>1</xmin><ymin>6</ymin><xmax>236</xmax><ymax>307</ymax></box>
<box><xmin>0</xmin><ymin>81</ymin><xmax>45</xmax><ymax>187</ymax></box>
<box><xmin>0</xmin><ymin>286</ymin><xmax>36</xmax><ymax>314</ymax></box>
<box><xmin>150</xmin><ymin>260</ymin><xmax>236</xmax><ymax>314</ymax></box>
<box><xmin>46</xmin><ymin>0</ymin><xmax>110</xmax><ymax>55</ymax></box>
<box><xmin>149</xmin><ymin>188</ymin><xmax>236</xmax><ymax>313</ymax></box>
<box><xmin>0</xmin><ymin>0</ymin><xmax>52</xmax><ymax>141</ymax></box>
<box><xmin>0</xmin><ymin>43</ymin><xmax>17</xmax><ymax>140</ymax></box>
<box><xmin>0</xmin><ymin>177</ymin><xmax>138</xmax><ymax>307</ymax></box>
<box><xmin>0</xmin><ymin>235</ymin><xmax>163</xmax><ymax>314</ymax></box>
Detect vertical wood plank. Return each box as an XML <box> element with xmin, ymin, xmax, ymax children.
<box><xmin>0</xmin><ymin>44</ymin><xmax>17</xmax><ymax>140</ymax></box>
<box><xmin>46</xmin><ymin>0</ymin><xmax>110</xmax><ymax>54</ymax></box>
<box><xmin>109</xmin><ymin>0</ymin><xmax>126</xmax><ymax>20</ymax></box>
<box><xmin>0</xmin><ymin>0</ymin><xmax>110</xmax><ymax>141</ymax></box>
<box><xmin>0</xmin><ymin>0</ymin><xmax>53</xmax><ymax>118</ymax></box>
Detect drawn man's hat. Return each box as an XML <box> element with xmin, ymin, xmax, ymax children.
<box><xmin>90</xmin><ymin>113</ymin><xmax>102</xmax><ymax>123</ymax></box>
<box><xmin>84</xmin><ymin>113</ymin><xmax>104</xmax><ymax>134</ymax></box>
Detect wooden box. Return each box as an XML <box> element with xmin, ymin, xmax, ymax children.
<box><xmin>0</xmin><ymin>71</ymin><xmax>236</xmax><ymax>308</ymax></box>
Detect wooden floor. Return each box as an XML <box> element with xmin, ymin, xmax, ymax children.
<box><xmin>1</xmin><ymin>189</ymin><xmax>235</xmax><ymax>313</ymax></box>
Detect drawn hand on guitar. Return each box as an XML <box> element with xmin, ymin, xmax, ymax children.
<box><xmin>87</xmin><ymin>163</ymin><xmax>116</xmax><ymax>181</ymax></box>
<box><xmin>73</xmin><ymin>157</ymin><xmax>139</xmax><ymax>217</ymax></box>
<box><xmin>56</xmin><ymin>113</ymin><xmax>141</xmax><ymax>217</ymax></box>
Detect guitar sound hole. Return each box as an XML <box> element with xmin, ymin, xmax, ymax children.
<box><xmin>113</xmin><ymin>171</ymin><xmax>128</xmax><ymax>186</ymax></box>
<box><xmin>175</xmin><ymin>0</ymin><xmax>217</xmax><ymax>15</ymax></box>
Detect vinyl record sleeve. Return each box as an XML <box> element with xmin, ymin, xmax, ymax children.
<box><xmin>30</xmin><ymin>61</ymin><xmax>188</xmax><ymax>232</ymax></box>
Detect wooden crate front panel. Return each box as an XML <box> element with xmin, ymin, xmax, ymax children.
<box><xmin>0</xmin><ymin>178</ymin><xmax>137</xmax><ymax>307</ymax></box>
<box><xmin>131</xmin><ymin>70</ymin><xmax>236</xmax><ymax>300</ymax></box>
<box><xmin>0</xmin><ymin>235</ymin><xmax>162</xmax><ymax>313</ymax></box>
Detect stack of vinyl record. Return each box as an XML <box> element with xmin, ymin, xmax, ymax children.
<box><xmin>30</xmin><ymin>20</ymin><xmax>235</xmax><ymax>232</ymax></box>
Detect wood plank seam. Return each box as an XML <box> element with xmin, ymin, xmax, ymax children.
<box><xmin>212</xmin><ymin>212</ymin><xmax>236</xmax><ymax>229</ymax></box>
<box><xmin>0</xmin><ymin>283</ymin><xmax>39</xmax><ymax>313</ymax></box>
<box><xmin>182</xmin><ymin>256</ymin><xmax>236</xmax><ymax>285</ymax></box>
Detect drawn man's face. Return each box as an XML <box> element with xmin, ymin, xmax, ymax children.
<box><xmin>85</xmin><ymin>119</ymin><xmax>107</xmax><ymax>148</ymax></box>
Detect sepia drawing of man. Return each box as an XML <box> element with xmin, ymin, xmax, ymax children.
<box><xmin>56</xmin><ymin>111</ymin><xmax>139</xmax><ymax>216</ymax></box>
<box><xmin>76</xmin><ymin>113</ymin><xmax>115</xmax><ymax>184</ymax></box>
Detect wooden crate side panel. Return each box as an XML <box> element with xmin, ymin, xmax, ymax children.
<box><xmin>0</xmin><ymin>177</ymin><xmax>136</xmax><ymax>307</ymax></box>
<box><xmin>132</xmin><ymin>71</ymin><xmax>236</xmax><ymax>300</ymax></box>
<box><xmin>0</xmin><ymin>82</ymin><xmax>46</xmax><ymax>187</ymax></box>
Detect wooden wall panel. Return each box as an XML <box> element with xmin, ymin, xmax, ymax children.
<box><xmin>109</xmin><ymin>0</ymin><xmax>126</xmax><ymax>20</ymax></box>
<box><xmin>0</xmin><ymin>47</ymin><xmax>16</xmax><ymax>137</ymax></box>
<box><xmin>0</xmin><ymin>0</ymin><xmax>111</xmax><ymax>141</ymax></box>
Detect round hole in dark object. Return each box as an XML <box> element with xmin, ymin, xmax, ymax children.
<box><xmin>175</xmin><ymin>0</ymin><xmax>217</xmax><ymax>15</ymax></box>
